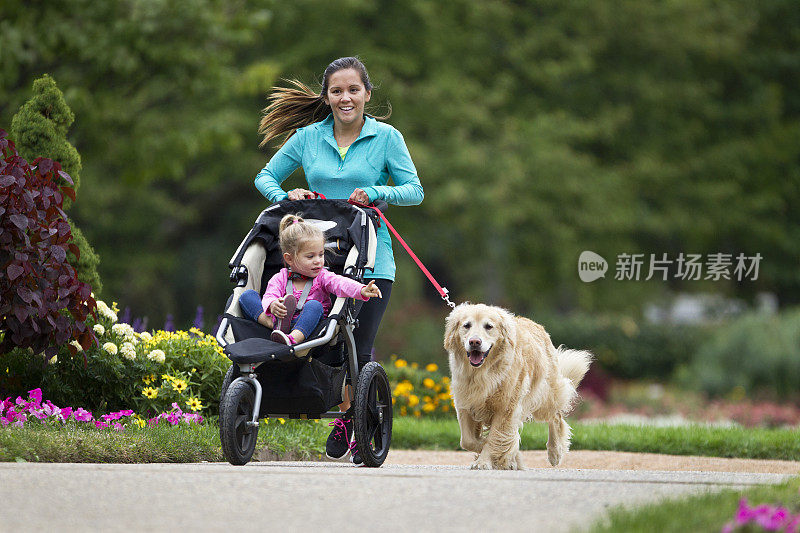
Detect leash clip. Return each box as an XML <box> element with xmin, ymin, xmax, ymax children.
<box><xmin>441</xmin><ymin>287</ymin><xmax>456</xmax><ymax>309</ymax></box>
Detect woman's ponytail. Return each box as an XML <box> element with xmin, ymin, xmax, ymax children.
<box><xmin>258</xmin><ymin>80</ymin><xmax>330</xmax><ymax>148</ymax></box>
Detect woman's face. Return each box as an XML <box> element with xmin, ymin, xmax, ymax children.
<box><xmin>324</xmin><ymin>68</ymin><xmax>371</xmax><ymax>128</ymax></box>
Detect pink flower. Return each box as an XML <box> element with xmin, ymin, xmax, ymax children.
<box><xmin>94</xmin><ymin>420</ymin><xmax>108</xmax><ymax>429</ymax></box>
<box><xmin>112</xmin><ymin>422</ymin><xmax>124</xmax><ymax>431</ymax></box>
<box><xmin>73</xmin><ymin>408</ymin><xmax>93</xmax><ymax>422</ymax></box>
<box><xmin>27</xmin><ymin>388</ymin><xmax>42</xmax><ymax>406</ymax></box>
<box><xmin>60</xmin><ymin>407</ymin><xmax>73</xmax><ymax>421</ymax></box>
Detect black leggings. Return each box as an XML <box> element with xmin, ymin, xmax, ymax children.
<box><xmin>353</xmin><ymin>279</ymin><xmax>393</xmax><ymax>368</ymax></box>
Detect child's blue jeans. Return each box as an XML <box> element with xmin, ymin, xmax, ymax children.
<box><xmin>238</xmin><ymin>289</ymin><xmax>324</xmax><ymax>338</ymax></box>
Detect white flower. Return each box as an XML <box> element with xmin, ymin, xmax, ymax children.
<box><xmin>139</xmin><ymin>332</ymin><xmax>152</xmax><ymax>342</ymax></box>
<box><xmin>147</xmin><ymin>349</ymin><xmax>166</xmax><ymax>364</ymax></box>
<box><xmin>112</xmin><ymin>323</ymin><xmax>134</xmax><ymax>338</ymax></box>
<box><xmin>102</xmin><ymin>342</ymin><xmax>118</xmax><ymax>355</ymax></box>
<box><xmin>49</xmin><ymin>354</ymin><xmax>57</xmax><ymax>364</ymax></box>
<box><xmin>69</xmin><ymin>340</ymin><xmax>83</xmax><ymax>352</ymax></box>
<box><xmin>96</xmin><ymin>300</ymin><xmax>118</xmax><ymax>323</ymax></box>
<box><xmin>93</xmin><ymin>324</ymin><xmax>105</xmax><ymax>336</ymax></box>
<box><xmin>120</xmin><ymin>344</ymin><xmax>136</xmax><ymax>361</ymax></box>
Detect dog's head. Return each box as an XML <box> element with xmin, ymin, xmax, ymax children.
<box><xmin>444</xmin><ymin>303</ymin><xmax>515</xmax><ymax>369</ymax></box>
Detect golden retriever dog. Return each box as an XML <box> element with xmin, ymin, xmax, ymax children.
<box><xmin>444</xmin><ymin>303</ymin><xmax>592</xmax><ymax>470</ymax></box>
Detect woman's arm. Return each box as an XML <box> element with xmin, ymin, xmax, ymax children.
<box><xmin>254</xmin><ymin>129</ymin><xmax>306</xmax><ymax>202</ymax></box>
<box><xmin>362</xmin><ymin>128</ymin><xmax>424</xmax><ymax>206</ymax></box>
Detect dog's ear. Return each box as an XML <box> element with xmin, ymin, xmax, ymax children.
<box><xmin>494</xmin><ymin>308</ymin><xmax>517</xmax><ymax>351</ymax></box>
<box><xmin>443</xmin><ymin>308</ymin><xmax>463</xmax><ymax>354</ymax></box>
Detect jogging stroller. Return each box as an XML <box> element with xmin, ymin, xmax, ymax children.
<box><xmin>215</xmin><ymin>199</ymin><xmax>393</xmax><ymax>467</ymax></box>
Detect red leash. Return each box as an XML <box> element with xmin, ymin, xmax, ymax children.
<box><xmin>349</xmin><ymin>200</ymin><xmax>456</xmax><ymax>309</ymax></box>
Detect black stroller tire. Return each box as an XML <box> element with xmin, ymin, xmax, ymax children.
<box><xmin>353</xmin><ymin>362</ymin><xmax>393</xmax><ymax>467</ymax></box>
<box><xmin>219</xmin><ymin>380</ymin><xmax>258</xmax><ymax>465</ymax></box>
<box><xmin>219</xmin><ymin>364</ymin><xmax>240</xmax><ymax>410</ymax></box>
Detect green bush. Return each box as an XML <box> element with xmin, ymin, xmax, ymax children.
<box><xmin>542</xmin><ymin>313</ymin><xmax>710</xmax><ymax>381</ymax></box>
<box><xmin>10</xmin><ymin>74</ymin><xmax>102</xmax><ymax>293</ymax></box>
<box><xmin>678</xmin><ymin>308</ymin><xmax>800</xmax><ymax>400</ymax></box>
<box><xmin>0</xmin><ymin>299</ymin><xmax>229</xmax><ymax>417</ymax></box>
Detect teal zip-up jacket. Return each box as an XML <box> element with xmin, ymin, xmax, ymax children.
<box><xmin>255</xmin><ymin>114</ymin><xmax>424</xmax><ymax>281</ymax></box>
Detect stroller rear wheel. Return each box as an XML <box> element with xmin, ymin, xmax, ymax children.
<box><xmin>353</xmin><ymin>362</ymin><xmax>393</xmax><ymax>467</ymax></box>
<box><xmin>220</xmin><ymin>380</ymin><xmax>258</xmax><ymax>465</ymax></box>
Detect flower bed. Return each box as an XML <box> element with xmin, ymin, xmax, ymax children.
<box><xmin>385</xmin><ymin>355</ymin><xmax>453</xmax><ymax>418</ymax></box>
<box><xmin>1</xmin><ymin>388</ymin><xmax>203</xmax><ymax>430</ymax></box>
<box><xmin>1</xmin><ymin>299</ymin><xmax>229</xmax><ymax>418</ymax></box>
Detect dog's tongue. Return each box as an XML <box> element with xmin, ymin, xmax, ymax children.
<box><xmin>469</xmin><ymin>351</ymin><xmax>484</xmax><ymax>365</ymax></box>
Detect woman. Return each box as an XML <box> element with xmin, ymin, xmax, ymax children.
<box><xmin>254</xmin><ymin>57</ymin><xmax>424</xmax><ymax>463</ymax></box>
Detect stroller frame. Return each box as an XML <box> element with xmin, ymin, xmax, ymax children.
<box><xmin>215</xmin><ymin>199</ymin><xmax>393</xmax><ymax>467</ymax></box>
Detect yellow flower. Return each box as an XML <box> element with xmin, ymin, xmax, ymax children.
<box><xmin>413</xmin><ymin>410</ymin><xmax>421</xmax><ymax>417</ymax></box>
<box><xmin>171</xmin><ymin>379</ymin><xmax>188</xmax><ymax>393</ymax></box>
<box><xmin>422</xmin><ymin>403</ymin><xmax>436</xmax><ymax>412</ymax></box>
<box><xmin>142</xmin><ymin>387</ymin><xmax>159</xmax><ymax>399</ymax></box>
<box><xmin>425</xmin><ymin>363</ymin><xmax>438</xmax><ymax>372</ymax></box>
<box><xmin>185</xmin><ymin>397</ymin><xmax>203</xmax><ymax>411</ymax></box>
<box><xmin>142</xmin><ymin>374</ymin><xmax>157</xmax><ymax>385</ymax></box>
<box><xmin>394</xmin><ymin>359</ymin><xmax>407</xmax><ymax>368</ymax></box>
<box><xmin>423</xmin><ymin>378</ymin><xmax>435</xmax><ymax>389</ymax></box>
<box><xmin>438</xmin><ymin>392</ymin><xmax>451</xmax><ymax>401</ymax></box>
<box><xmin>411</xmin><ymin>362</ymin><xmax>418</xmax><ymax>369</ymax></box>
<box><xmin>278</xmin><ymin>418</ymin><xmax>286</xmax><ymax>424</ymax></box>
<box><xmin>132</xmin><ymin>416</ymin><xmax>146</xmax><ymax>429</ymax></box>
<box><xmin>408</xmin><ymin>394</ymin><xmax>419</xmax><ymax>407</ymax></box>
<box><xmin>400</xmin><ymin>406</ymin><xmax>407</xmax><ymax>416</ymax></box>
<box><xmin>442</xmin><ymin>404</ymin><xmax>450</xmax><ymax>412</ymax></box>
<box><xmin>442</xmin><ymin>376</ymin><xmax>450</xmax><ymax>384</ymax></box>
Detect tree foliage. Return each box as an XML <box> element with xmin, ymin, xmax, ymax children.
<box><xmin>0</xmin><ymin>131</ymin><xmax>95</xmax><ymax>356</ymax></box>
<box><xmin>10</xmin><ymin>74</ymin><xmax>102</xmax><ymax>293</ymax></box>
<box><xmin>1</xmin><ymin>0</ymin><xmax>798</xmax><ymax>325</ymax></box>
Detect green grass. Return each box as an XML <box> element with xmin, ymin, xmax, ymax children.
<box><xmin>0</xmin><ymin>420</ymin><xmax>328</xmax><ymax>463</ymax></box>
<box><xmin>392</xmin><ymin>418</ymin><xmax>800</xmax><ymax>460</ymax></box>
<box><xmin>586</xmin><ymin>477</ymin><xmax>800</xmax><ymax>532</ymax></box>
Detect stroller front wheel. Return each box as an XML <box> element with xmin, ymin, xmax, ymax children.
<box><xmin>220</xmin><ymin>380</ymin><xmax>258</xmax><ymax>465</ymax></box>
<box><xmin>353</xmin><ymin>362</ymin><xmax>393</xmax><ymax>467</ymax></box>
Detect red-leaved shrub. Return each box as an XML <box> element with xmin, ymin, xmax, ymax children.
<box><xmin>0</xmin><ymin>129</ymin><xmax>95</xmax><ymax>357</ymax></box>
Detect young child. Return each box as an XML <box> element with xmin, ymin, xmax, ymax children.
<box><xmin>238</xmin><ymin>213</ymin><xmax>382</xmax><ymax>345</ymax></box>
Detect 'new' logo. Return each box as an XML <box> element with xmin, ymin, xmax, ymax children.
<box><xmin>578</xmin><ymin>251</ymin><xmax>608</xmax><ymax>282</ymax></box>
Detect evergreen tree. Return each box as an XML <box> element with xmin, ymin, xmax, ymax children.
<box><xmin>10</xmin><ymin>75</ymin><xmax>102</xmax><ymax>293</ymax></box>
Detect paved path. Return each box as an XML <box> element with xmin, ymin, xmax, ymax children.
<box><xmin>0</xmin><ymin>459</ymin><xmax>793</xmax><ymax>533</ymax></box>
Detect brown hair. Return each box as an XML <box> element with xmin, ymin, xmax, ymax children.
<box><xmin>258</xmin><ymin>57</ymin><xmax>391</xmax><ymax>148</ymax></box>
<box><xmin>278</xmin><ymin>213</ymin><xmax>324</xmax><ymax>258</ymax></box>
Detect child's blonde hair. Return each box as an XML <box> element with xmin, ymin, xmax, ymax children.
<box><xmin>278</xmin><ymin>214</ymin><xmax>324</xmax><ymax>258</ymax></box>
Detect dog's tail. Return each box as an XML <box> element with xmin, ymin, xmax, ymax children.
<box><xmin>556</xmin><ymin>346</ymin><xmax>593</xmax><ymax>388</ymax></box>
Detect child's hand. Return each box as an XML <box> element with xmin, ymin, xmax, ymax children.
<box><xmin>269</xmin><ymin>297</ymin><xmax>288</xmax><ymax>318</ymax></box>
<box><xmin>360</xmin><ymin>280</ymin><xmax>382</xmax><ymax>299</ymax></box>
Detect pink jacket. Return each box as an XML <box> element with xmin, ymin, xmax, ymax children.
<box><xmin>260</xmin><ymin>267</ymin><xmax>367</xmax><ymax>321</ymax></box>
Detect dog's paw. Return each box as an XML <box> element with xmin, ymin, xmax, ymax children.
<box><xmin>547</xmin><ymin>445</ymin><xmax>563</xmax><ymax>467</ymax></box>
<box><xmin>470</xmin><ymin>456</ymin><xmax>493</xmax><ymax>470</ymax></box>
<box><xmin>495</xmin><ymin>453</ymin><xmax>524</xmax><ymax>470</ymax></box>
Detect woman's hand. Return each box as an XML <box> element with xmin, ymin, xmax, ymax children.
<box><xmin>360</xmin><ymin>280</ymin><xmax>382</xmax><ymax>299</ymax></box>
<box><xmin>287</xmin><ymin>188</ymin><xmax>316</xmax><ymax>201</ymax></box>
<box><xmin>269</xmin><ymin>297</ymin><xmax>288</xmax><ymax>318</ymax></box>
<box><xmin>348</xmin><ymin>188</ymin><xmax>370</xmax><ymax>205</ymax></box>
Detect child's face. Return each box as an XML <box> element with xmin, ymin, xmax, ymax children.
<box><xmin>284</xmin><ymin>239</ymin><xmax>325</xmax><ymax>278</ymax></box>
